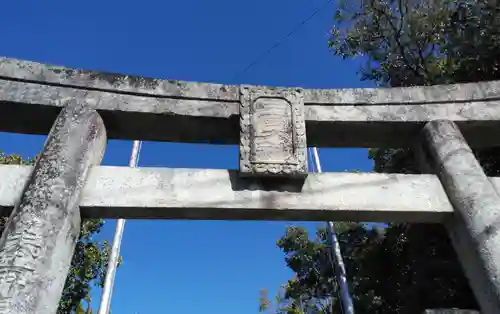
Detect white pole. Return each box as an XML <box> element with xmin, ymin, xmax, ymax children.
<box><xmin>98</xmin><ymin>140</ymin><xmax>142</xmax><ymax>314</ymax></box>
<box><xmin>310</xmin><ymin>147</ymin><xmax>355</xmax><ymax>314</ymax></box>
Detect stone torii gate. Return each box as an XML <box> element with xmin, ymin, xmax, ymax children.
<box><xmin>0</xmin><ymin>57</ymin><xmax>498</xmax><ymax>313</ymax></box>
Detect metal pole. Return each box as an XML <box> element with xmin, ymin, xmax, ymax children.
<box><xmin>98</xmin><ymin>140</ymin><xmax>142</xmax><ymax>314</ymax></box>
<box><xmin>311</xmin><ymin>147</ymin><xmax>355</xmax><ymax>314</ymax></box>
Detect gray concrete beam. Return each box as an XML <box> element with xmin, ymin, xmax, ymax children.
<box><xmin>1</xmin><ymin>57</ymin><xmax>500</xmax><ymax>147</ymax></box>
<box><xmin>0</xmin><ymin>165</ymin><xmax>462</xmax><ymax>222</ymax></box>
<box><xmin>2</xmin><ymin>57</ymin><xmax>500</xmax><ymax>105</ymax></box>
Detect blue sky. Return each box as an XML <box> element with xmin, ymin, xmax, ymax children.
<box><xmin>0</xmin><ymin>0</ymin><xmax>375</xmax><ymax>313</ymax></box>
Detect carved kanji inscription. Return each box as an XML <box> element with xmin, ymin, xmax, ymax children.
<box><xmin>240</xmin><ymin>85</ymin><xmax>307</xmax><ymax>177</ymax></box>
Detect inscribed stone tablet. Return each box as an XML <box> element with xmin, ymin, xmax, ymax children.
<box><xmin>239</xmin><ymin>85</ymin><xmax>307</xmax><ymax>177</ymax></box>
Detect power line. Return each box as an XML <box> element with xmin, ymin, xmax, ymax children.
<box><xmin>232</xmin><ymin>0</ymin><xmax>334</xmax><ymax>81</ymax></box>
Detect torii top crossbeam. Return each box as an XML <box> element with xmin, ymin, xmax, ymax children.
<box><xmin>1</xmin><ymin>57</ymin><xmax>500</xmax><ymax>148</ymax></box>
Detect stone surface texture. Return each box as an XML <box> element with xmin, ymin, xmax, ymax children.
<box><xmin>1</xmin><ymin>57</ymin><xmax>500</xmax><ymax>147</ymax></box>
<box><xmin>0</xmin><ymin>103</ymin><xmax>106</xmax><ymax>313</ymax></box>
<box><xmin>239</xmin><ymin>85</ymin><xmax>307</xmax><ymax>177</ymax></box>
<box><xmin>421</xmin><ymin>120</ymin><xmax>500</xmax><ymax>314</ymax></box>
<box><xmin>0</xmin><ymin>166</ymin><xmax>468</xmax><ymax>222</ymax></box>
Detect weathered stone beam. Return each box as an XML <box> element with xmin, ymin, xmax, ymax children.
<box><xmin>1</xmin><ymin>57</ymin><xmax>500</xmax><ymax>147</ymax></box>
<box><xmin>0</xmin><ymin>104</ymin><xmax>106</xmax><ymax>313</ymax></box>
<box><xmin>0</xmin><ymin>79</ymin><xmax>240</xmax><ymax>144</ymax></box>
<box><xmin>422</xmin><ymin>120</ymin><xmax>500</xmax><ymax>314</ymax></box>
<box><xmin>0</xmin><ymin>165</ymin><xmax>461</xmax><ymax>222</ymax></box>
<box><xmin>0</xmin><ymin>57</ymin><xmax>241</xmax><ymax>101</ymax></box>
<box><xmin>2</xmin><ymin>57</ymin><xmax>500</xmax><ymax>105</ymax></box>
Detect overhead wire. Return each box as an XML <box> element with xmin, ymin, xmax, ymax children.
<box><xmin>232</xmin><ymin>0</ymin><xmax>334</xmax><ymax>81</ymax></box>
<box><xmin>231</xmin><ymin>0</ymin><xmax>354</xmax><ymax>311</ymax></box>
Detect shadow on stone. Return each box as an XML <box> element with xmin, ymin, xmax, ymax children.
<box><xmin>227</xmin><ymin>170</ymin><xmax>305</xmax><ymax>192</ymax></box>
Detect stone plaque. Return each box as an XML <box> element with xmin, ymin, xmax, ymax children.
<box><xmin>239</xmin><ymin>85</ymin><xmax>307</xmax><ymax>177</ymax></box>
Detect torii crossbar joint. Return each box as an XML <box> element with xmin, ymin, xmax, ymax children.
<box><xmin>0</xmin><ymin>57</ymin><xmax>496</xmax><ymax>313</ymax></box>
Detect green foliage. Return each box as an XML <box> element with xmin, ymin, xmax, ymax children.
<box><xmin>261</xmin><ymin>223</ymin><xmax>367</xmax><ymax>314</ymax></box>
<box><xmin>58</xmin><ymin>219</ymin><xmax>112</xmax><ymax>313</ymax></box>
<box><xmin>330</xmin><ymin>0</ymin><xmax>500</xmax><ymax>176</ymax></box>
<box><xmin>266</xmin><ymin>0</ymin><xmax>500</xmax><ymax>312</ymax></box>
<box><xmin>259</xmin><ymin>282</ymin><xmax>333</xmax><ymax>314</ymax></box>
<box><xmin>267</xmin><ymin>222</ymin><xmax>476</xmax><ymax>313</ymax></box>
<box><xmin>329</xmin><ymin>0</ymin><xmax>500</xmax><ymax>88</ymax></box>
<box><xmin>74</xmin><ymin>294</ymin><xmax>93</xmax><ymax>314</ymax></box>
<box><xmin>0</xmin><ymin>151</ymin><xmax>117</xmax><ymax>313</ymax></box>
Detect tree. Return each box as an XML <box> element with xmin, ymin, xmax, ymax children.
<box><xmin>263</xmin><ymin>223</ymin><xmax>389</xmax><ymax>314</ymax></box>
<box><xmin>75</xmin><ymin>294</ymin><xmax>93</xmax><ymax>314</ymax></box>
<box><xmin>259</xmin><ymin>283</ymin><xmax>333</xmax><ymax>314</ymax></box>
<box><xmin>331</xmin><ymin>0</ymin><xmax>500</xmax><ymax>176</ymax></box>
<box><xmin>267</xmin><ymin>0</ymin><xmax>500</xmax><ymax>312</ymax></box>
<box><xmin>268</xmin><ymin>221</ymin><xmax>476</xmax><ymax>313</ymax></box>
<box><xmin>0</xmin><ymin>151</ymin><xmax>115</xmax><ymax>313</ymax></box>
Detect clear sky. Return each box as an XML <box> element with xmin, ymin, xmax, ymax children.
<box><xmin>1</xmin><ymin>0</ymin><xmax>375</xmax><ymax>313</ymax></box>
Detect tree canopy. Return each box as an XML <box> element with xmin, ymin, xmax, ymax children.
<box><xmin>0</xmin><ymin>151</ymin><xmax>115</xmax><ymax>314</ymax></box>
<box><xmin>262</xmin><ymin>0</ymin><xmax>500</xmax><ymax>312</ymax></box>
